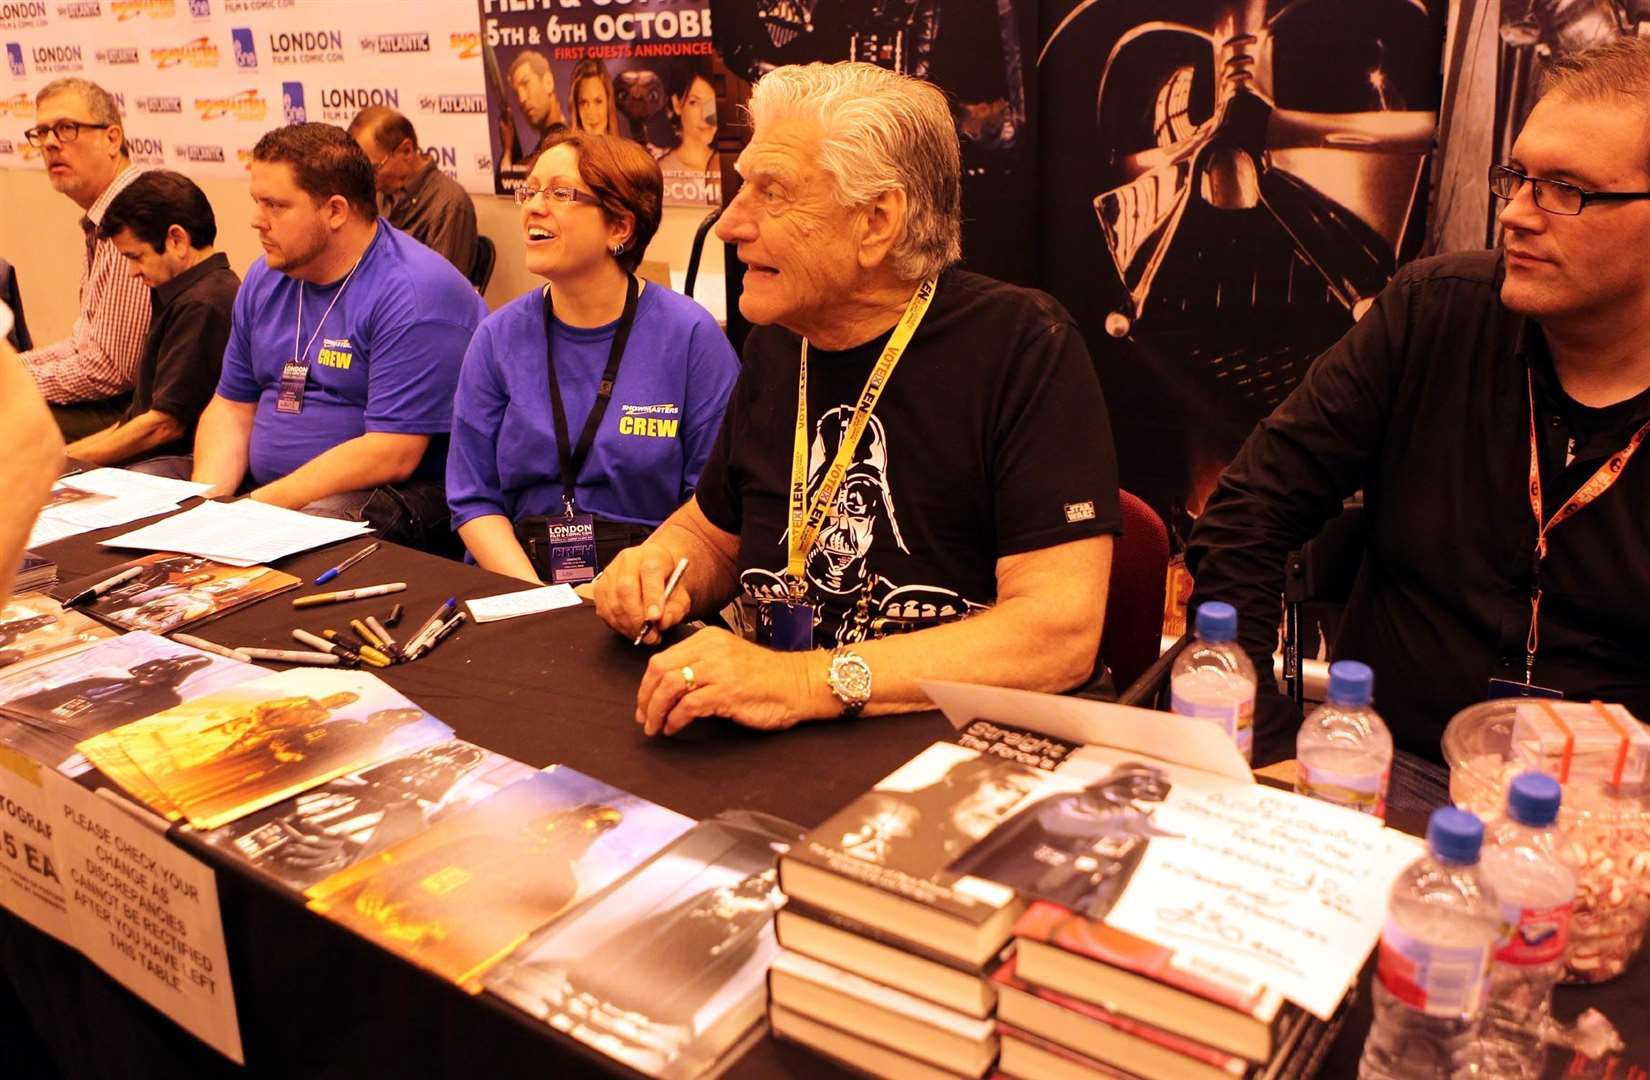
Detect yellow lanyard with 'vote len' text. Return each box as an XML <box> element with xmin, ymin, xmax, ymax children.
<box><xmin>786</xmin><ymin>278</ymin><xmax>938</xmax><ymax>597</ymax></box>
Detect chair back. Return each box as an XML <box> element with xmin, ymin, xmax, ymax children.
<box><xmin>0</xmin><ymin>257</ymin><xmax>32</xmax><ymax>351</ymax></box>
<box><xmin>1100</xmin><ymin>490</ymin><xmax>1170</xmax><ymax>691</ymax></box>
<box><xmin>468</xmin><ymin>235</ymin><xmax>497</xmax><ymax>295</ymax></box>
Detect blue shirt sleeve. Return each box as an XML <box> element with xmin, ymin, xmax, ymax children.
<box><xmin>362</xmin><ymin>298</ymin><xmax>478</xmax><ymax>435</ymax></box>
<box><xmin>446</xmin><ymin>321</ymin><xmax>511</xmax><ymax>530</ymax></box>
<box><xmin>214</xmin><ymin>275</ymin><xmax>261</xmax><ymax>403</ymax></box>
<box><xmin>678</xmin><ymin>308</ymin><xmax>741</xmax><ymax>502</ymax></box>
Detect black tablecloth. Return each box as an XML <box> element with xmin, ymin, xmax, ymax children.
<box><xmin>3</xmin><ymin>509</ymin><xmax>1645</xmax><ymax>1078</ymax></box>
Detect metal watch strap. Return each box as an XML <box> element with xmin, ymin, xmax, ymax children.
<box><xmin>828</xmin><ymin>647</ymin><xmax>871</xmax><ymax>717</ymax></box>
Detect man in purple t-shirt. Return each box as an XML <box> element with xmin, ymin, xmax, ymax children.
<box><xmin>184</xmin><ymin>123</ymin><xmax>486</xmax><ymax>547</ymax></box>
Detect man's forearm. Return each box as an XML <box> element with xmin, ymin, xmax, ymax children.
<box><xmin>192</xmin><ymin>398</ymin><xmax>254</xmax><ymax>496</ymax></box>
<box><xmin>66</xmin><ymin>410</ymin><xmax>184</xmax><ymax>467</ymax></box>
<box><xmin>250</xmin><ymin>433</ymin><xmax>428</xmax><ymax>509</ymax></box>
<box><xmin>647</xmin><ymin>506</ymin><xmax>741</xmax><ymax>617</ymax></box>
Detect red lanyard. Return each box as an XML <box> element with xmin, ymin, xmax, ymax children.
<box><xmin>1523</xmin><ymin>370</ymin><xmax>1650</xmax><ymax>681</ymax></box>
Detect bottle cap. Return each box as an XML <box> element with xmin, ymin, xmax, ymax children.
<box><xmin>1326</xmin><ymin>660</ymin><xmax>1374</xmax><ymax>706</ymax></box>
<box><xmin>1506</xmin><ymin>771</ymin><xmax>1562</xmax><ymax>827</ymax></box>
<box><xmin>1194</xmin><ymin>601</ymin><xmax>1238</xmax><ymax>644</ymax></box>
<box><xmin>1427</xmin><ymin>806</ymin><xmax>1484</xmax><ymax>864</ymax></box>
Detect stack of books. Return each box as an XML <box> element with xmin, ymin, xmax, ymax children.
<box><xmin>14</xmin><ymin>552</ymin><xmax>55</xmax><ymax>594</ymax></box>
<box><xmin>994</xmin><ymin>901</ymin><xmax>1344</xmax><ymax>1079</ymax></box>
<box><xmin>769</xmin><ymin>742</ymin><xmax>1048</xmax><ymax>1078</ymax></box>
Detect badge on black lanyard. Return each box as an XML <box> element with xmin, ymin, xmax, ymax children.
<box><xmin>535</xmin><ymin>276</ymin><xmax>639</xmax><ymax>584</ymax></box>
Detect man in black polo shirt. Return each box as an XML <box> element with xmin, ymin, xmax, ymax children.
<box><xmin>66</xmin><ymin>171</ymin><xmax>238</xmax><ymax>466</ymax></box>
<box><xmin>1187</xmin><ymin>37</ymin><xmax>1650</xmax><ymax>765</ymax></box>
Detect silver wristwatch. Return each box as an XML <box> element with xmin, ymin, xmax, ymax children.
<box><xmin>828</xmin><ymin>648</ymin><xmax>872</xmax><ymax>717</ymax></box>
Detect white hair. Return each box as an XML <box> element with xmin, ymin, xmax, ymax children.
<box><xmin>747</xmin><ymin>62</ymin><xmax>961</xmax><ymax>282</ymax></box>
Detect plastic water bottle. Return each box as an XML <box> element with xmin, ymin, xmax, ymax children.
<box><xmin>1295</xmin><ymin>660</ymin><xmax>1393</xmax><ymax>819</ymax></box>
<box><xmin>1359</xmin><ymin>807</ymin><xmax>1501</xmax><ymax>1080</ymax></box>
<box><xmin>1477</xmin><ymin>773</ymin><xmax>1575</xmax><ymax>1079</ymax></box>
<box><xmin>1171</xmin><ymin>602</ymin><xmax>1257</xmax><ymax>761</ymax></box>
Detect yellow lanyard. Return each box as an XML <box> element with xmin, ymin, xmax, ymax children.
<box><xmin>786</xmin><ymin>278</ymin><xmax>938</xmax><ymax>596</ymax></box>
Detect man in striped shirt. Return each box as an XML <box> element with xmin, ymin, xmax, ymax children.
<box><xmin>18</xmin><ymin>78</ymin><xmax>151</xmax><ymax>441</ymax></box>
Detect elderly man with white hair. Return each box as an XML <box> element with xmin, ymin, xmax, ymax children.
<box><xmin>593</xmin><ymin>61</ymin><xmax>1120</xmax><ymax>736</ymax></box>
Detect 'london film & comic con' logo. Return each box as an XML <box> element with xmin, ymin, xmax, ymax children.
<box><xmin>0</xmin><ymin>2</ymin><xmax>47</xmax><ymax>30</ymax></box>
<box><xmin>267</xmin><ymin>28</ymin><xmax>343</xmax><ymax>65</ymax></box>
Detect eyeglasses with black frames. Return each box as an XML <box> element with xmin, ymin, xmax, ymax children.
<box><xmin>23</xmin><ymin>119</ymin><xmax>112</xmax><ymax>147</ymax></box>
<box><xmin>1489</xmin><ymin>164</ymin><xmax>1650</xmax><ymax>216</ymax></box>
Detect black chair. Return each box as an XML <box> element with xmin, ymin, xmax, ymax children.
<box><xmin>468</xmin><ymin>235</ymin><xmax>497</xmax><ymax>295</ymax></box>
<box><xmin>0</xmin><ymin>256</ymin><xmax>33</xmax><ymax>351</ymax></box>
<box><xmin>683</xmin><ymin>207</ymin><xmax>721</xmax><ymax>300</ymax></box>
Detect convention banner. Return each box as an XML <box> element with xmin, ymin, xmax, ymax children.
<box><xmin>475</xmin><ymin>0</ymin><xmax>716</xmax><ymax>203</ymax></box>
<box><xmin>1035</xmin><ymin>0</ymin><xmax>1445</xmax><ymax>535</ymax></box>
<box><xmin>41</xmin><ymin>768</ymin><xmax>243</xmax><ymax>1064</ymax></box>
<box><xmin>0</xmin><ymin>0</ymin><xmax>496</xmax><ymax>193</ymax></box>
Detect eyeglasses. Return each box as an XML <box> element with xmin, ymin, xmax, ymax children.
<box><xmin>1489</xmin><ymin>164</ymin><xmax>1650</xmax><ymax>216</ymax></box>
<box><xmin>513</xmin><ymin>182</ymin><xmax>601</xmax><ymax>208</ymax></box>
<box><xmin>23</xmin><ymin>119</ymin><xmax>112</xmax><ymax>147</ymax></box>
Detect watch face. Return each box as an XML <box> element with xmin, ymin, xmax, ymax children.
<box><xmin>832</xmin><ymin>654</ymin><xmax>872</xmax><ymax>703</ymax></box>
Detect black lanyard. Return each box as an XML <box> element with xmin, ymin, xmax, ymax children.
<box><xmin>542</xmin><ymin>275</ymin><xmax>639</xmax><ymax>517</ymax></box>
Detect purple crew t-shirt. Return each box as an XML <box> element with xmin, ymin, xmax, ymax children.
<box><xmin>447</xmin><ymin>282</ymin><xmax>739</xmax><ymax>529</ymax></box>
<box><xmin>216</xmin><ymin>221</ymin><xmax>488</xmax><ymax>486</ymax></box>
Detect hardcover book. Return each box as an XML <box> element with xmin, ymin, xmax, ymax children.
<box><xmin>777</xmin><ymin>742</ymin><xmax>1050</xmax><ymax>968</ymax></box>
<box><xmin>1013</xmin><ymin>901</ymin><xmax>1289</xmax><ymax>1062</ymax></box>
<box><xmin>306</xmin><ymin>766</ymin><xmax>692</xmax><ymax>992</ymax></box>
<box><xmin>202</xmin><ymin>739</ymin><xmax>536</xmax><ymax>892</ymax></box>
<box><xmin>76</xmin><ymin>668</ymin><xmax>453</xmax><ymax>829</ymax></box>
<box><xmin>0</xmin><ymin>632</ymin><xmax>261</xmax><ymax>775</ymax></box>
<box><xmin>487</xmin><ymin>811</ymin><xmax>804</xmax><ymax>1079</ymax></box>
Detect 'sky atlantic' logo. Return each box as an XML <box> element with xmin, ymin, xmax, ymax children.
<box><xmin>195</xmin><ymin>88</ymin><xmax>265</xmax><ymax>121</ymax></box>
<box><xmin>136</xmin><ymin>94</ymin><xmax>182</xmax><ymax>113</ymax></box>
<box><xmin>95</xmin><ymin>45</ymin><xmax>141</xmax><ymax>65</ymax></box>
<box><xmin>30</xmin><ymin>43</ymin><xmax>84</xmax><ymax>73</ymax></box>
<box><xmin>449</xmin><ymin>32</ymin><xmax>479</xmax><ymax>59</ymax></box>
<box><xmin>151</xmin><ymin>36</ymin><xmax>218</xmax><ymax>68</ymax></box>
<box><xmin>174</xmin><ymin>142</ymin><xmax>224</xmax><ymax>163</ymax></box>
<box><xmin>280</xmin><ymin>80</ymin><xmax>304</xmax><ymax>124</ymax></box>
<box><xmin>112</xmin><ymin>0</ymin><xmax>174</xmax><ymax>19</ymax></box>
<box><xmin>316</xmin><ymin>85</ymin><xmax>396</xmax><ymax>123</ymax></box>
<box><xmin>0</xmin><ymin>2</ymin><xmax>47</xmax><ymax>30</ymax></box>
<box><xmin>56</xmin><ymin>2</ymin><xmax>103</xmax><ymax>17</ymax></box>
<box><xmin>360</xmin><ymin>32</ymin><xmax>428</xmax><ymax>55</ymax></box>
<box><xmin>5</xmin><ymin>42</ymin><xmax>22</xmax><ymax>77</ymax></box>
<box><xmin>127</xmin><ymin>133</ymin><xmax>164</xmax><ymax>164</ymax></box>
<box><xmin>418</xmin><ymin>93</ymin><xmax>485</xmax><ymax>115</ymax></box>
<box><xmin>267</xmin><ymin>29</ymin><xmax>342</xmax><ymax>65</ymax></box>
<box><xmin>231</xmin><ymin>27</ymin><xmax>255</xmax><ymax>69</ymax></box>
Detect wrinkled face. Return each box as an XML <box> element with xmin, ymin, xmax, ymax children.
<box><xmin>715</xmin><ymin>113</ymin><xmax>863</xmax><ymax>333</ymax></box>
<box><xmin>519</xmin><ymin>143</ymin><xmax>625</xmax><ymax>281</ymax></box>
<box><xmin>512</xmin><ymin>66</ymin><xmax>559</xmax><ymax>129</ymax></box>
<box><xmin>354</xmin><ymin>132</ymin><xmax>420</xmax><ymax>196</ymax></box>
<box><xmin>249</xmin><ymin>160</ymin><xmax>335</xmax><ymax>275</ymax></box>
<box><xmin>950</xmin><ymin>771</ymin><xmax>1040</xmax><ymax>839</ymax></box>
<box><xmin>35</xmin><ymin>90</ymin><xmax>122</xmax><ymax>204</ymax></box>
<box><xmin>1499</xmin><ymin>93</ymin><xmax>1650</xmax><ymax>326</ymax></box>
<box><xmin>574</xmin><ymin>77</ymin><xmax>609</xmax><ymax>135</ymax></box>
<box><xmin>676</xmin><ymin>76</ymin><xmax>717</xmax><ymax>144</ymax></box>
<box><xmin>109</xmin><ymin>226</ymin><xmax>186</xmax><ymax>288</ymax></box>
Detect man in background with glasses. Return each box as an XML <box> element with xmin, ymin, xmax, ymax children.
<box><xmin>1186</xmin><ymin>37</ymin><xmax>1650</xmax><ymax>767</ymax></box>
<box><xmin>17</xmin><ymin>78</ymin><xmax>150</xmax><ymax>441</ymax></box>
<box><xmin>347</xmin><ymin>106</ymin><xmax>478</xmax><ymax>279</ymax></box>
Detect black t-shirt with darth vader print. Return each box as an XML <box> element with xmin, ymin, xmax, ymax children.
<box><xmin>695</xmin><ymin>269</ymin><xmax>1121</xmax><ymax>648</ymax></box>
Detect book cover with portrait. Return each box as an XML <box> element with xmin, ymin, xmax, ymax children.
<box><xmin>487</xmin><ymin>810</ymin><xmax>803</xmax><ymax>1078</ymax></box>
<box><xmin>64</xmin><ymin>553</ymin><xmax>299</xmax><ymax>636</ymax></box>
<box><xmin>305</xmin><ymin>766</ymin><xmax>693</xmax><ymax>992</ymax></box>
<box><xmin>0</xmin><ymin>631</ymin><xmax>262</xmax><ymax>775</ymax></box>
<box><xmin>203</xmin><ymin>739</ymin><xmax>536</xmax><ymax>893</ymax></box>
<box><xmin>75</xmin><ymin>669</ymin><xmax>452</xmax><ymax>830</ymax></box>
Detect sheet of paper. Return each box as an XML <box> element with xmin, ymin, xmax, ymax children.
<box><xmin>103</xmin><ymin>499</ymin><xmax>370</xmax><ymax>565</ymax></box>
<box><xmin>60</xmin><ymin>469</ymin><xmax>213</xmax><ymax>503</ymax></box>
<box><xmin>26</xmin><ymin>515</ymin><xmax>87</xmax><ymax>549</ymax></box>
<box><xmin>465</xmin><ymin>584</ymin><xmax>582</xmax><ymax>623</ymax></box>
<box><xmin>0</xmin><ymin>746</ymin><xmax>71</xmax><ymax>944</ymax></box>
<box><xmin>42</xmin><ymin>771</ymin><xmax>244</xmax><ymax>1063</ymax></box>
<box><xmin>921</xmin><ymin>680</ymin><xmax>1254</xmax><ymax>781</ymax></box>
<box><xmin>1087</xmin><ymin>762</ymin><xmax>1423</xmax><ymax>1020</ymax></box>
